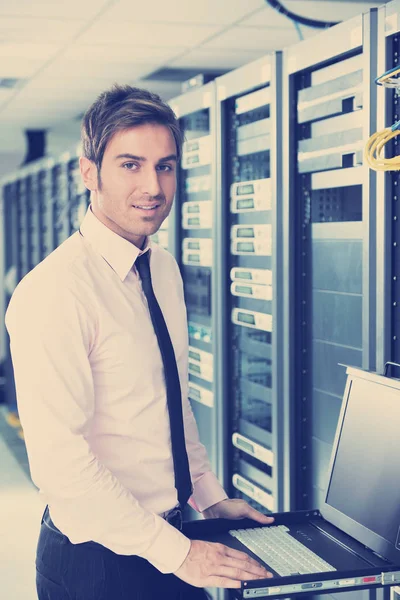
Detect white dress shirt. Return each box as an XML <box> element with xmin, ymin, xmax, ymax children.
<box><xmin>5</xmin><ymin>206</ymin><xmax>227</xmax><ymax>574</ymax></box>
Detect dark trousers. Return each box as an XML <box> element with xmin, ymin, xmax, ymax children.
<box><xmin>36</xmin><ymin>506</ymin><xmax>210</xmax><ymax>600</ymax></box>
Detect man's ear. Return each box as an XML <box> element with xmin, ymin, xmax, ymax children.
<box><xmin>80</xmin><ymin>157</ymin><xmax>98</xmax><ymax>192</ymax></box>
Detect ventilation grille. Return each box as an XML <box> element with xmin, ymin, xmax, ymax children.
<box><xmin>0</xmin><ymin>78</ymin><xmax>21</xmax><ymax>89</ymax></box>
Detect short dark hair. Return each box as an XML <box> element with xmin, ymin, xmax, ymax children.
<box><xmin>81</xmin><ymin>84</ymin><xmax>183</xmax><ymax>170</ymax></box>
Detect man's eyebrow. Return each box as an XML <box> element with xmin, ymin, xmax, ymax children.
<box><xmin>114</xmin><ymin>154</ymin><xmax>177</xmax><ymax>162</ymax></box>
<box><xmin>158</xmin><ymin>154</ymin><xmax>177</xmax><ymax>162</ymax></box>
<box><xmin>115</xmin><ymin>154</ymin><xmax>146</xmax><ymax>161</ymax></box>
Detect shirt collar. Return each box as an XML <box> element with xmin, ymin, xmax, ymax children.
<box><xmin>80</xmin><ymin>205</ymin><xmax>152</xmax><ymax>282</ymax></box>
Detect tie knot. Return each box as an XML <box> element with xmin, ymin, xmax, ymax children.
<box><xmin>135</xmin><ymin>252</ymin><xmax>151</xmax><ymax>281</ymax></box>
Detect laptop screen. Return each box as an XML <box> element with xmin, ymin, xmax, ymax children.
<box><xmin>325</xmin><ymin>376</ymin><xmax>400</xmax><ymax>549</ymax></box>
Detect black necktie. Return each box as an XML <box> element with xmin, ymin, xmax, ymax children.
<box><xmin>135</xmin><ymin>251</ymin><xmax>193</xmax><ymax>509</ymax></box>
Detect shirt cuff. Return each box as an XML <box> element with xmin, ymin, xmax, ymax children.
<box><xmin>189</xmin><ymin>471</ymin><xmax>228</xmax><ymax>513</ymax></box>
<box><xmin>143</xmin><ymin>517</ymin><xmax>191</xmax><ymax>574</ymax></box>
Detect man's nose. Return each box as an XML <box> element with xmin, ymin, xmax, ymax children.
<box><xmin>139</xmin><ymin>168</ymin><xmax>162</xmax><ymax>198</ymax></box>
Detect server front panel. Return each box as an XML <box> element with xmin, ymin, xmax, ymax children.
<box><xmin>289</xmin><ymin>29</ymin><xmax>370</xmax><ymax>510</ymax></box>
<box><xmin>178</xmin><ymin>109</ymin><xmax>215</xmax><ymax>470</ymax></box>
<box><xmin>225</xmin><ymin>85</ymin><xmax>274</xmax><ymax>515</ymax></box>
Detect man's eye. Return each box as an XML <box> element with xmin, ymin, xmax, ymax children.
<box><xmin>123</xmin><ymin>162</ymin><xmax>138</xmax><ymax>170</ymax></box>
<box><xmin>157</xmin><ymin>164</ymin><xmax>173</xmax><ymax>172</ymax></box>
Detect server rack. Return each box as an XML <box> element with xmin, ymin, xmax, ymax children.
<box><xmin>53</xmin><ymin>154</ymin><xmax>72</xmax><ymax>247</ymax></box>
<box><xmin>283</xmin><ymin>10</ymin><xmax>378</xmax><ymax>513</ymax></box>
<box><xmin>169</xmin><ymin>84</ymin><xmax>221</xmax><ymax>487</ymax></box>
<box><xmin>1</xmin><ymin>150</ymin><xmax>89</xmax><ymax>412</ymax></box>
<box><xmin>215</xmin><ymin>54</ymin><xmax>287</xmax><ymax>515</ymax></box>
<box><xmin>38</xmin><ymin>158</ymin><xmax>56</xmax><ymax>259</ymax></box>
<box><xmin>1</xmin><ymin>174</ymin><xmax>19</xmax><ymax>408</ymax></box>
<box><xmin>375</xmin><ymin>0</ymin><xmax>400</xmax><ymax>373</ymax></box>
<box><xmin>67</xmin><ymin>155</ymin><xmax>90</xmax><ymax>237</ymax></box>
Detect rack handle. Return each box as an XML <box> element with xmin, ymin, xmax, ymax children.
<box><xmin>384</xmin><ymin>361</ymin><xmax>400</xmax><ymax>377</ymax></box>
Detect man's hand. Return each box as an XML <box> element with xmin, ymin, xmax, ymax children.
<box><xmin>174</xmin><ymin>539</ymin><xmax>273</xmax><ymax>589</ymax></box>
<box><xmin>202</xmin><ymin>498</ymin><xmax>275</xmax><ymax>525</ymax></box>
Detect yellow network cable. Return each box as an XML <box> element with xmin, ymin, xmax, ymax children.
<box><xmin>365</xmin><ymin>65</ymin><xmax>400</xmax><ymax>171</ymax></box>
<box><xmin>364</xmin><ymin>121</ymin><xmax>400</xmax><ymax>171</ymax></box>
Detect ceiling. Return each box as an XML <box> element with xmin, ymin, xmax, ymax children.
<box><xmin>0</xmin><ymin>0</ymin><xmax>387</xmax><ymax>138</ymax></box>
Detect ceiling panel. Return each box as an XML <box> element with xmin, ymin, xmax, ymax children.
<box><xmin>103</xmin><ymin>0</ymin><xmax>265</xmax><ymax>25</ymax></box>
<box><xmin>0</xmin><ymin>0</ymin><xmax>111</xmax><ymax>19</ymax></box>
<box><xmin>0</xmin><ymin>17</ymin><xmax>85</xmax><ymax>44</ymax></box>
<box><xmin>0</xmin><ymin>42</ymin><xmax>61</xmax><ymax>61</ymax></box>
<box><xmin>283</xmin><ymin>0</ymin><xmax>384</xmax><ymax>21</ymax></box>
<box><xmin>202</xmin><ymin>26</ymin><xmax>299</xmax><ymax>51</ymax></box>
<box><xmin>38</xmin><ymin>58</ymin><xmax>158</xmax><ymax>80</ymax></box>
<box><xmin>77</xmin><ymin>21</ymin><xmax>224</xmax><ymax>47</ymax></box>
<box><xmin>239</xmin><ymin>4</ymin><xmax>298</xmax><ymax>28</ymax></box>
<box><xmin>62</xmin><ymin>44</ymin><xmax>187</xmax><ymax>63</ymax></box>
<box><xmin>0</xmin><ymin>89</ymin><xmax>15</xmax><ymax>104</ymax></box>
<box><xmin>0</xmin><ymin>110</ymin><xmax>83</xmax><ymax>128</ymax></box>
<box><xmin>169</xmin><ymin>47</ymin><xmax>265</xmax><ymax>70</ymax></box>
<box><xmin>21</xmin><ymin>76</ymin><xmax>118</xmax><ymax>95</ymax></box>
<box><xmin>241</xmin><ymin>0</ymin><xmax>384</xmax><ymax>27</ymax></box>
<box><xmin>0</xmin><ymin>57</ymin><xmax>44</xmax><ymax>78</ymax></box>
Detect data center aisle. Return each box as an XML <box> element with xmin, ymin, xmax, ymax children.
<box><xmin>0</xmin><ymin>406</ymin><xmax>42</xmax><ymax>600</ymax></box>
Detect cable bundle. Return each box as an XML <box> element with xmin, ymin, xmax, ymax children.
<box><xmin>365</xmin><ymin>66</ymin><xmax>400</xmax><ymax>171</ymax></box>
<box><xmin>364</xmin><ymin>120</ymin><xmax>400</xmax><ymax>171</ymax></box>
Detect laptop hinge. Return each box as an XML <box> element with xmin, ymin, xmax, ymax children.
<box><xmin>382</xmin><ymin>571</ymin><xmax>400</xmax><ymax>585</ymax></box>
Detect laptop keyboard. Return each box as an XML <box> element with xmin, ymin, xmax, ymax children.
<box><xmin>229</xmin><ymin>525</ymin><xmax>336</xmax><ymax>577</ymax></box>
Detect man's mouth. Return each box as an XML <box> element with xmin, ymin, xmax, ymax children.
<box><xmin>132</xmin><ymin>204</ymin><xmax>161</xmax><ymax>211</ymax></box>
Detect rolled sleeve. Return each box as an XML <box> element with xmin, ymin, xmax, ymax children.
<box><xmin>189</xmin><ymin>471</ymin><xmax>228</xmax><ymax>513</ymax></box>
<box><xmin>144</xmin><ymin>517</ymin><xmax>191</xmax><ymax>573</ymax></box>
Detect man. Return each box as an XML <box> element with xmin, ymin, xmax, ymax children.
<box><xmin>5</xmin><ymin>84</ymin><xmax>273</xmax><ymax>599</ymax></box>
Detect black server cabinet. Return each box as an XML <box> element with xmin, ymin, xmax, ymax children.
<box><xmin>38</xmin><ymin>159</ymin><xmax>56</xmax><ymax>259</ymax></box>
<box><xmin>16</xmin><ymin>175</ymin><xmax>30</xmax><ymax>281</ymax></box>
<box><xmin>283</xmin><ymin>11</ymin><xmax>378</xmax><ymax>513</ymax></box>
<box><xmin>68</xmin><ymin>156</ymin><xmax>90</xmax><ymax>235</ymax></box>
<box><xmin>215</xmin><ymin>55</ymin><xmax>287</xmax><ymax>515</ymax></box>
<box><xmin>1</xmin><ymin>178</ymin><xmax>19</xmax><ymax>410</ymax></box>
<box><xmin>53</xmin><ymin>156</ymin><xmax>71</xmax><ymax>247</ymax></box>
<box><xmin>169</xmin><ymin>84</ymin><xmax>221</xmax><ymax>488</ymax></box>
<box><xmin>376</xmin><ymin>0</ymin><xmax>400</xmax><ymax>373</ymax></box>
<box><xmin>26</xmin><ymin>168</ymin><xmax>41</xmax><ymax>271</ymax></box>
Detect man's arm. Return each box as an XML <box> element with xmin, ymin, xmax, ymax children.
<box><xmin>5</xmin><ymin>271</ymin><xmax>190</xmax><ymax>574</ymax></box>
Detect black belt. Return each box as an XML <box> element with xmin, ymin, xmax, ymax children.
<box><xmin>163</xmin><ymin>506</ymin><xmax>183</xmax><ymax>531</ymax></box>
<box><xmin>42</xmin><ymin>505</ymin><xmax>184</xmax><ymax>538</ymax></box>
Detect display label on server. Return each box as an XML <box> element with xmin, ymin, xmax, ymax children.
<box><xmin>181</xmin><ymin>135</ymin><xmax>211</xmax><ymax>169</ymax></box>
<box><xmin>182</xmin><ymin>201</ymin><xmax>212</xmax><ymax>229</ymax></box>
<box><xmin>232</xmin><ymin>432</ymin><xmax>274</xmax><ymax>467</ymax></box>
<box><xmin>230</xmin><ymin>178</ymin><xmax>272</xmax><ymax>213</ymax></box>
<box><xmin>232</xmin><ymin>473</ymin><xmax>274</xmax><ymax>511</ymax></box>
<box><xmin>231</xmin><ymin>281</ymin><xmax>272</xmax><ymax>301</ymax></box>
<box><xmin>231</xmin><ymin>224</ymin><xmax>272</xmax><ymax>256</ymax></box>
<box><xmin>232</xmin><ymin>308</ymin><xmax>272</xmax><ymax>332</ymax></box>
<box><xmin>230</xmin><ymin>267</ymin><xmax>272</xmax><ymax>286</ymax></box>
<box><xmin>188</xmin><ymin>345</ymin><xmax>213</xmax><ymax>382</ymax></box>
<box><xmin>188</xmin><ymin>382</ymin><xmax>214</xmax><ymax>408</ymax></box>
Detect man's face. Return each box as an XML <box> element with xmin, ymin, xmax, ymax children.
<box><xmin>80</xmin><ymin>123</ymin><xmax>177</xmax><ymax>248</ymax></box>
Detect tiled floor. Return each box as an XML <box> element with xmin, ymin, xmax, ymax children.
<box><xmin>0</xmin><ymin>406</ymin><xmax>43</xmax><ymax>600</ymax></box>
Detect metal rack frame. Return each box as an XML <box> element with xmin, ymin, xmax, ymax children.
<box><xmin>215</xmin><ymin>53</ymin><xmax>286</xmax><ymax>512</ymax></box>
<box><xmin>283</xmin><ymin>10</ymin><xmax>379</xmax><ymax>511</ymax></box>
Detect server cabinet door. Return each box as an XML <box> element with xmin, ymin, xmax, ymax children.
<box><xmin>283</xmin><ymin>11</ymin><xmax>377</xmax><ymax>510</ymax></box>
<box><xmin>217</xmin><ymin>54</ymin><xmax>285</xmax><ymax>518</ymax></box>
<box><xmin>38</xmin><ymin>159</ymin><xmax>56</xmax><ymax>258</ymax></box>
<box><xmin>169</xmin><ymin>84</ymin><xmax>220</xmax><ymax>506</ymax></box>
<box><xmin>68</xmin><ymin>157</ymin><xmax>89</xmax><ymax>234</ymax></box>
<box><xmin>53</xmin><ymin>159</ymin><xmax>70</xmax><ymax>247</ymax></box>
<box><xmin>376</xmin><ymin>0</ymin><xmax>400</xmax><ymax>373</ymax></box>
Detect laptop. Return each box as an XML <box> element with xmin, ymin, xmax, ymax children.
<box><xmin>182</xmin><ymin>365</ymin><xmax>400</xmax><ymax>598</ymax></box>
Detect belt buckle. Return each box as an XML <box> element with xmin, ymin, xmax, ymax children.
<box><xmin>166</xmin><ymin>507</ymin><xmax>183</xmax><ymax>531</ymax></box>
